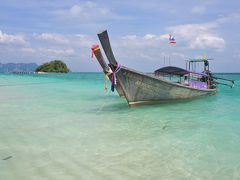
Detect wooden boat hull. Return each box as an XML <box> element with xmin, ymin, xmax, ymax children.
<box><xmin>95</xmin><ymin>30</ymin><xmax>217</xmax><ymax>106</ymax></box>
<box><xmin>116</xmin><ymin>67</ymin><xmax>217</xmax><ymax>106</ymax></box>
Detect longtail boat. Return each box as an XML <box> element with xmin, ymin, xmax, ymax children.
<box><xmin>92</xmin><ymin>30</ymin><xmax>234</xmax><ymax>106</ymax></box>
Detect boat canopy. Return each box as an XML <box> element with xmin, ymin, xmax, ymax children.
<box><xmin>154</xmin><ymin>66</ymin><xmax>189</xmax><ymax>76</ymax></box>
<box><xmin>187</xmin><ymin>58</ymin><xmax>213</xmax><ymax>62</ymax></box>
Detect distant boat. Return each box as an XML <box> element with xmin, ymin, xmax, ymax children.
<box><xmin>92</xmin><ymin>30</ymin><xmax>234</xmax><ymax>106</ymax></box>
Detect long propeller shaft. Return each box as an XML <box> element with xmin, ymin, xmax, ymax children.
<box><xmin>213</xmin><ymin>76</ymin><xmax>235</xmax><ymax>84</ymax></box>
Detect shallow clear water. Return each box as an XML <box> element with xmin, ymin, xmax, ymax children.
<box><xmin>0</xmin><ymin>73</ymin><xmax>240</xmax><ymax>180</ymax></box>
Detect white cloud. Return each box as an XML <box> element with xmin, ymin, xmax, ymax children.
<box><xmin>55</xmin><ymin>1</ymin><xmax>129</xmax><ymax>23</ymax></box>
<box><xmin>190</xmin><ymin>34</ymin><xmax>225</xmax><ymax>50</ymax></box>
<box><xmin>159</xmin><ymin>34</ymin><xmax>170</xmax><ymax>39</ymax></box>
<box><xmin>166</xmin><ymin>22</ymin><xmax>225</xmax><ymax>50</ymax></box>
<box><xmin>167</xmin><ymin>23</ymin><xmax>218</xmax><ymax>39</ymax></box>
<box><xmin>35</xmin><ymin>33</ymin><xmax>69</xmax><ymax>44</ymax></box>
<box><xmin>144</xmin><ymin>34</ymin><xmax>157</xmax><ymax>40</ymax></box>
<box><xmin>120</xmin><ymin>33</ymin><xmax>169</xmax><ymax>48</ymax></box>
<box><xmin>191</xmin><ymin>6</ymin><xmax>206</xmax><ymax>14</ymax></box>
<box><xmin>69</xmin><ymin>2</ymin><xmax>96</xmax><ymax>16</ymax></box>
<box><xmin>20</xmin><ymin>47</ymin><xmax>36</xmax><ymax>53</ymax></box>
<box><xmin>38</xmin><ymin>48</ymin><xmax>75</xmax><ymax>56</ymax></box>
<box><xmin>34</xmin><ymin>33</ymin><xmax>95</xmax><ymax>48</ymax></box>
<box><xmin>0</xmin><ymin>30</ymin><xmax>27</xmax><ymax>45</ymax></box>
<box><xmin>111</xmin><ymin>33</ymin><xmax>186</xmax><ymax>69</ymax></box>
<box><xmin>165</xmin><ymin>14</ymin><xmax>240</xmax><ymax>51</ymax></box>
<box><xmin>122</xmin><ymin>35</ymin><xmax>137</xmax><ymax>40</ymax></box>
<box><xmin>217</xmin><ymin>13</ymin><xmax>240</xmax><ymax>24</ymax></box>
<box><xmin>73</xmin><ymin>34</ymin><xmax>95</xmax><ymax>47</ymax></box>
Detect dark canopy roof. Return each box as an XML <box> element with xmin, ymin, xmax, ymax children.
<box><xmin>154</xmin><ymin>66</ymin><xmax>189</xmax><ymax>76</ymax></box>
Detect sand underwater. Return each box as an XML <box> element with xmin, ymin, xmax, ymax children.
<box><xmin>0</xmin><ymin>73</ymin><xmax>240</xmax><ymax>180</ymax></box>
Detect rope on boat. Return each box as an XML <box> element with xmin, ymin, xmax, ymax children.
<box><xmin>103</xmin><ymin>74</ymin><xmax>108</xmax><ymax>92</ymax></box>
<box><xmin>111</xmin><ymin>63</ymin><xmax>122</xmax><ymax>92</ymax></box>
<box><xmin>97</xmin><ymin>91</ymin><xmax>114</xmax><ymax>113</ymax></box>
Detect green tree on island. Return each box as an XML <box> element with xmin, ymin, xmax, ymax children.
<box><xmin>36</xmin><ymin>60</ymin><xmax>70</xmax><ymax>73</ymax></box>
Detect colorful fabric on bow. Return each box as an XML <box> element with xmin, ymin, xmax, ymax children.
<box><xmin>91</xmin><ymin>44</ymin><xmax>100</xmax><ymax>58</ymax></box>
<box><xmin>111</xmin><ymin>64</ymin><xmax>121</xmax><ymax>92</ymax></box>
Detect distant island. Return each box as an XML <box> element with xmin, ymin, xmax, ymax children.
<box><xmin>0</xmin><ymin>63</ymin><xmax>38</xmax><ymax>73</ymax></box>
<box><xmin>35</xmin><ymin>60</ymin><xmax>70</xmax><ymax>73</ymax></box>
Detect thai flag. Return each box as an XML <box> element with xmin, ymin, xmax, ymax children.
<box><xmin>169</xmin><ymin>34</ymin><xmax>176</xmax><ymax>44</ymax></box>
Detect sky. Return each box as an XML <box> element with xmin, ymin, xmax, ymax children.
<box><xmin>0</xmin><ymin>0</ymin><xmax>240</xmax><ymax>72</ymax></box>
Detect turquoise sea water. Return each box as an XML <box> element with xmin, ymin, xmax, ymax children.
<box><xmin>0</xmin><ymin>72</ymin><xmax>240</xmax><ymax>180</ymax></box>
